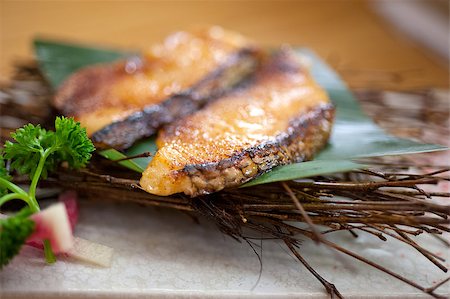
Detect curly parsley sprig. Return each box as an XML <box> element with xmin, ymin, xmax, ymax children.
<box><xmin>0</xmin><ymin>208</ymin><xmax>35</xmax><ymax>268</ymax></box>
<box><xmin>0</xmin><ymin>117</ymin><xmax>95</xmax><ymax>266</ymax></box>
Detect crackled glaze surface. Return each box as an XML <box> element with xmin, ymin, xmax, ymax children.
<box><xmin>1</xmin><ymin>200</ymin><xmax>448</xmax><ymax>299</ymax></box>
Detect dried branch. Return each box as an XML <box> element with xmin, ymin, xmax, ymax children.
<box><xmin>285</xmin><ymin>240</ymin><xmax>343</xmax><ymax>299</ymax></box>
<box><xmin>2</xmin><ymin>61</ymin><xmax>450</xmax><ymax>298</ymax></box>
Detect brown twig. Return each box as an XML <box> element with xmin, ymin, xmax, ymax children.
<box><xmin>393</xmin><ymin>225</ymin><xmax>447</xmax><ymax>273</ymax></box>
<box><xmin>2</xmin><ymin>60</ymin><xmax>450</xmax><ymax>298</ymax></box>
<box><xmin>284</xmin><ymin>240</ymin><xmax>344</xmax><ymax>299</ymax></box>
<box><xmin>113</xmin><ymin>151</ymin><xmax>152</xmax><ymax>161</ymax></box>
<box><xmin>282</xmin><ymin>182</ymin><xmax>323</xmax><ymax>244</ymax></box>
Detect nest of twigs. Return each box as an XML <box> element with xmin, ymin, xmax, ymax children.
<box><xmin>1</xmin><ymin>62</ymin><xmax>449</xmax><ymax>298</ymax></box>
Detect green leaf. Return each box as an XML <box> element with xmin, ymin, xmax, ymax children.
<box><xmin>4</xmin><ymin>117</ymin><xmax>95</xmax><ymax>181</ymax></box>
<box><xmin>298</xmin><ymin>48</ymin><xmax>447</xmax><ymax>160</ymax></box>
<box><xmin>124</xmin><ymin>137</ymin><xmax>158</xmax><ymax>171</ymax></box>
<box><xmin>34</xmin><ymin>39</ymin><xmax>127</xmax><ymax>88</ymax></box>
<box><xmin>54</xmin><ymin>116</ymin><xmax>95</xmax><ymax>169</ymax></box>
<box><xmin>0</xmin><ymin>207</ymin><xmax>35</xmax><ymax>269</ymax></box>
<box><xmin>98</xmin><ymin>149</ymin><xmax>144</xmax><ymax>173</ymax></box>
<box><xmin>243</xmin><ymin>160</ymin><xmax>363</xmax><ymax>187</ymax></box>
<box><xmin>0</xmin><ymin>153</ymin><xmax>11</xmax><ymax>196</ymax></box>
<box><xmin>4</xmin><ymin>124</ymin><xmax>55</xmax><ymax>179</ymax></box>
<box><xmin>97</xmin><ymin>137</ymin><xmax>157</xmax><ymax>173</ymax></box>
<box><xmin>34</xmin><ymin>40</ymin><xmax>447</xmax><ymax>186</ymax></box>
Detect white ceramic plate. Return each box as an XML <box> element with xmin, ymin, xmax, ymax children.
<box><xmin>1</xmin><ymin>46</ymin><xmax>448</xmax><ymax>299</ymax></box>
<box><xmin>1</xmin><ymin>198</ymin><xmax>449</xmax><ymax>298</ymax></box>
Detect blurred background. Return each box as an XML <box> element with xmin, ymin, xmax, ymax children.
<box><xmin>1</xmin><ymin>0</ymin><xmax>449</xmax><ymax>90</ymax></box>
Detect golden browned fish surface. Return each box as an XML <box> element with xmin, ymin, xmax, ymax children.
<box><xmin>54</xmin><ymin>26</ymin><xmax>260</xmax><ymax>149</ymax></box>
<box><xmin>140</xmin><ymin>48</ymin><xmax>335</xmax><ymax>196</ymax></box>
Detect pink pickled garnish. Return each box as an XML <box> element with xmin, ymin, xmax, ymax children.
<box><xmin>59</xmin><ymin>190</ymin><xmax>79</xmax><ymax>230</ymax></box>
<box><xmin>5</xmin><ymin>191</ymin><xmax>113</xmax><ymax>267</ymax></box>
<box><xmin>26</xmin><ymin>191</ymin><xmax>78</xmax><ymax>252</ymax></box>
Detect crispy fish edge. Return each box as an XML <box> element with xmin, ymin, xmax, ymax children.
<box><xmin>89</xmin><ymin>48</ymin><xmax>260</xmax><ymax>149</ymax></box>
<box><xmin>163</xmin><ymin>103</ymin><xmax>335</xmax><ymax>197</ymax></box>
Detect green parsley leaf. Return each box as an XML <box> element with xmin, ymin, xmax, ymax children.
<box><xmin>54</xmin><ymin>116</ymin><xmax>95</xmax><ymax>169</ymax></box>
<box><xmin>0</xmin><ymin>116</ymin><xmax>95</xmax><ymax>266</ymax></box>
<box><xmin>0</xmin><ymin>208</ymin><xmax>35</xmax><ymax>268</ymax></box>
<box><xmin>4</xmin><ymin>117</ymin><xmax>95</xmax><ymax>180</ymax></box>
<box><xmin>4</xmin><ymin>124</ymin><xmax>55</xmax><ymax>179</ymax></box>
<box><xmin>0</xmin><ymin>153</ymin><xmax>11</xmax><ymax>197</ymax></box>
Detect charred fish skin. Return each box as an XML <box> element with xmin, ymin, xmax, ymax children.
<box><xmin>91</xmin><ymin>48</ymin><xmax>259</xmax><ymax>149</ymax></box>
<box><xmin>140</xmin><ymin>49</ymin><xmax>335</xmax><ymax>197</ymax></box>
<box><xmin>53</xmin><ymin>26</ymin><xmax>261</xmax><ymax>150</ymax></box>
<box><xmin>176</xmin><ymin>104</ymin><xmax>334</xmax><ymax>196</ymax></box>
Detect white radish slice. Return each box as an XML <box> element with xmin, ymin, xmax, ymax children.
<box><xmin>66</xmin><ymin>237</ymin><xmax>114</xmax><ymax>267</ymax></box>
<box><xmin>31</xmin><ymin>202</ymin><xmax>114</xmax><ymax>267</ymax></box>
<box><xmin>2</xmin><ymin>201</ymin><xmax>115</xmax><ymax>267</ymax></box>
<box><xmin>30</xmin><ymin>202</ymin><xmax>74</xmax><ymax>253</ymax></box>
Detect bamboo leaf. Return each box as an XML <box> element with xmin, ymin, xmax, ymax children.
<box><xmin>34</xmin><ymin>40</ymin><xmax>447</xmax><ymax>187</ymax></box>
<box><xmin>243</xmin><ymin>160</ymin><xmax>363</xmax><ymax>187</ymax></box>
<box><xmin>98</xmin><ymin>149</ymin><xmax>144</xmax><ymax>173</ymax></box>
<box><xmin>34</xmin><ymin>39</ymin><xmax>127</xmax><ymax>88</ymax></box>
<box><xmin>124</xmin><ymin>137</ymin><xmax>157</xmax><ymax>171</ymax></box>
<box><xmin>299</xmin><ymin>49</ymin><xmax>447</xmax><ymax>160</ymax></box>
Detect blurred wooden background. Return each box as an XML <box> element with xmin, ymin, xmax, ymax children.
<box><xmin>1</xmin><ymin>0</ymin><xmax>448</xmax><ymax>90</ymax></box>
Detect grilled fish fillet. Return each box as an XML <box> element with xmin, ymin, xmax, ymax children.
<box><xmin>140</xmin><ymin>48</ymin><xmax>335</xmax><ymax>196</ymax></box>
<box><xmin>54</xmin><ymin>26</ymin><xmax>260</xmax><ymax>149</ymax></box>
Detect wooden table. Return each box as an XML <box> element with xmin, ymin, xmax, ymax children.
<box><xmin>1</xmin><ymin>0</ymin><xmax>448</xmax><ymax>90</ymax></box>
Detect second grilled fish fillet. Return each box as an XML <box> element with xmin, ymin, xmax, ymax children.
<box><xmin>54</xmin><ymin>26</ymin><xmax>260</xmax><ymax>149</ymax></box>
<box><xmin>140</xmin><ymin>48</ymin><xmax>335</xmax><ymax>197</ymax></box>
